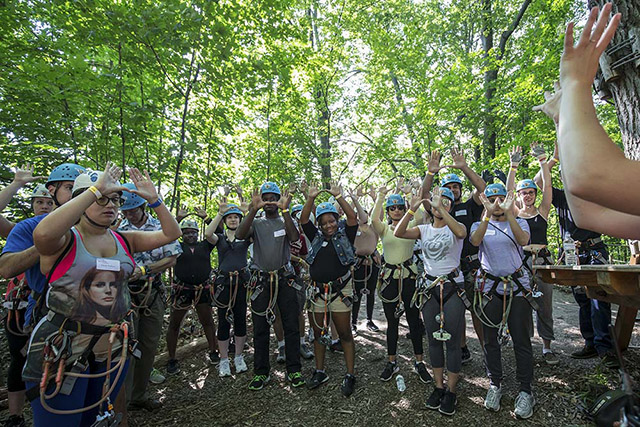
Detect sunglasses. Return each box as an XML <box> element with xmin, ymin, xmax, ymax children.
<box><xmin>388</xmin><ymin>205</ymin><xmax>406</xmax><ymax>212</ymax></box>
<box><xmin>96</xmin><ymin>196</ymin><xmax>125</xmax><ymax>207</ymax></box>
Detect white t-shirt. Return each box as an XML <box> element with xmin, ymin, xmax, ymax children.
<box><xmin>417</xmin><ymin>224</ymin><xmax>463</xmax><ymax>281</ymax></box>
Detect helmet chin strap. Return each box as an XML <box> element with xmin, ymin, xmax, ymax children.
<box><xmin>52</xmin><ymin>183</ymin><xmax>63</xmax><ymax>207</ymax></box>
<box><xmin>83</xmin><ymin>213</ymin><xmax>111</xmax><ymax>229</ymax></box>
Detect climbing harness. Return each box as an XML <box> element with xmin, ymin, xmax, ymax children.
<box><xmin>169</xmin><ymin>276</ymin><xmax>212</xmax><ymax>311</ymax></box>
<box><xmin>3</xmin><ymin>276</ymin><xmax>30</xmax><ymax>337</ymax></box>
<box><xmin>212</xmin><ymin>269</ymin><xmax>248</xmax><ymax>325</ymax></box>
<box><xmin>247</xmin><ymin>268</ymin><xmax>291</xmax><ymax>326</ymax></box>
<box><xmin>378</xmin><ymin>260</ymin><xmax>416</xmax><ymax>318</ymax></box>
<box><xmin>306</xmin><ymin>271</ymin><xmax>352</xmax><ymax>347</ymax></box>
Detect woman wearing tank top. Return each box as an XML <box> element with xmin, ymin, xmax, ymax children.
<box><xmin>506</xmin><ymin>143</ymin><xmax>557</xmax><ymax>365</ymax></box>
<box><xmin>26</xmin><ymin>164</ymin><xmax>181</xmax><ymax>427</ymax></box>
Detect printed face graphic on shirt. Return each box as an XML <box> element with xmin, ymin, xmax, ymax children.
<box><xmin>423</xmin><ymin>231</ymin><xmax>454</xmax><ymax>262</ymax></box>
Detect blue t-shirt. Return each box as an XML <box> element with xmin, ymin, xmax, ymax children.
<box><xmin>1</xmin><ymin>214</ymin><xmax>47</xmax><ymax>324</ymax></box>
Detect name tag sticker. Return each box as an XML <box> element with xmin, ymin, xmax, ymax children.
<box><xmin>356</xmin><ymin>231</ymin><xmax>362</xmax><ymax>236</ymax></box>
<box><xmin>455</xmin><ymin>209</ymin><xmax>467</xmax><ymax>217</ymax></box>
<box><xmin>485</xmin><ymin>229</ymin><xmax>496</xmax><ymax>236</ymax></box>
<box><xmin>321</xmin><ymin>241</ymin><xmax>329</xmax><ymax>247</ymax></box>
<box><xmin>96</xmin><ymin>258</ymin><xmax>120</xmax><ymax>271</ymax></box>
<box><xmin>274</xmin><ymin>229</ymin><xmax>286</xmax><ymax>238</ymax></box>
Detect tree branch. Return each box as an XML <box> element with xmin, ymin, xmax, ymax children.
<box><xmin>498</xmin><ymin>0</ymin><xmax>533</xmax><ymax>59</ymax></box>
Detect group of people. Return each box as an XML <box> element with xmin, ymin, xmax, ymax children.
<box><xmin>0</xmin><ymin>4</ymin><xmax>635</xmax><ymax>426</ymax></box>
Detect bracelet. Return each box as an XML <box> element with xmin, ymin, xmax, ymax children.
<box><xmin>553</xmin><ymin>157</ymin><xmax>560</xmax><ymax>164</ymax></box>
<box><xmin>148</xmin><ymin>198</ymin><xmax>163</xmax><ymax>209</ymax></box>
<box><xmin>407</xmin><ymin>209</ymin><xmax>415</xmax><ymax>216</ymax></box>
<box><xmin>427</xmin><ymin>171</ymin><xmax>435</xmax><ymax>176</ymax></box>
<box><xmin>282</xmin><ymin>209</ymin><xmax>289</xmax><ymax>214</ymax></box>
<box><xmin>335</xmin><ymin>194</ymin><xmax>343</xmax><ymax>200</ymax></box>
<box><xmin>482</xmin><ymin>216</ymin><xmax>490</xmax><ymax>222</ymax></box>
<box><xmin>139</xmin><ymin>265</ymin><xmax>146</xmax><ymax>276</ymax></box>
<box><xmin>88</xmin><ymin>186</ymin><xmax>102</xmax><ymax>199</ymax></box>
<box><xmin>510</xmin><ymin>167</ymin><xmax>518</xmax><ymax>171</ymax></box>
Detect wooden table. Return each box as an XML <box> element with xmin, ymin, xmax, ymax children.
<box><xmin>534</xmin><ymin>264</ymin><xmax>640</xmax><ymax>351</ymax></box>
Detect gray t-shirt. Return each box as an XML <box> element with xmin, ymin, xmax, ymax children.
<box><xmin>250</xmin><ymin>216</ymin><xmax>291</xmax><ymax>271</ymax></box>
<box><xmin>470</xmin><ymin>218</ymin><xmax>530</xmax><ymax>293</ymax></box>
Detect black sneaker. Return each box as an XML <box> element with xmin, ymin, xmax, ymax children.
<box><xmin>461</xmin><ymin>345</ymin><xmax>472</xmax><ymax>365</ymax></box>
<box><xmin>380</xmin><ymin>361</ymin><xmax>399</xmax><ymax>381</ymax></box>
<box><xmin>570</xmin><ymin>345</ymin><xmax>598</xmax><ymax>359</ymax></box>
<box><xmin>287</xmin><ymin>371</ymin><xmax>306</xmax><ymax>388</ymax></box>
<box><xmin>209</xmin><ymin>351</ymin><xmax>220</xmax><ymax>364</ymax></box>
<box><xmin>439</xmin><ymin>390</ymin><xmax>457</xmax><ymax>416</ymax></box>
<box><xmin>366</xmin><ymin>320</ymin><xmax>380</xmax><ymax>332</ymax></box>
<box><xmin>600</xmin><ymin>351</ymin><xmax>621</xmax><ymax>369</ymax></box>
<box><xmin>330</xmin><ymin>340</ymin><xmax>344</xmax><ymax>353</ymax></box>
<box><xmin>307</xmin><ymin>370</ymin><xmax>330</xmax><ymax>389</ymax></box>
<box><xmin>414</xmin><ymin>362</ymin><xmax>433</xmax><ymax>384</ymax></box>
<box><xmin>341</xmin><ymin>373</ymin><xmax>356</xmax><ymax>397</ymax></box>
<box><xmin>351</xmin><ymin>323</ymin><xmax>358</xmax><ymax>336</ymax></box>
<box><xmin>248</xmin><ymin>374</ymin><xmax>270</xmax><ymax>390</ymax></box>
<box><xmin>166</xmin><ymin>359</ymin><xmax>180</xmax><ymax>375</ymax></box>
<box><xmin>4</xmin><ymin>415</ymin><xmax>26</xmax><ymax>427</ymax></box>
<box><xmin>425</xmin><ymin>387</ymin><xmax>446</xmax><ymax>410</ymax></box>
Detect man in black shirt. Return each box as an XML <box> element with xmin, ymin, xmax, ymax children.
<box><xmin>165</xmin><ymin>218</ymin><xmax>219</xmax><ymax>374</ymax></box>
<box><xmin>421</xmin><ymin>148</ymin><xmax>486</xmax><ymax>362</ymax></box>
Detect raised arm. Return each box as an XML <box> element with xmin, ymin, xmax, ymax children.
<box><xmin>0</xmin><ymin>164</ymin><xmax>45</xmax><ymax>213</ymax></box>
<box><xmin>433</xmin><ymin>192</ymin><xmax>467</xmax><ymax>239</ymax></box>
<box><xmin>394</xmin><ymin>195</ymin><xmax>424</xmax><ymax>240</ymax></box>
<box><xmin>371</xmin><ymin>187</ymin><xmax>388</xmax><ymax>235</ymax></box>
<box><xmin>350</xmin><ymin>187</ymin><xmax>369</xmax><ymax>225</ymax></box>
<box><xmin>204</xmin><ymin>201</ymin><xmax>229</xmax><ymax>245</ymax></box>
<box><xmin>450</xmin><ymin>147</ymin><xmax>486</xmax><ymax>204</ymax></box>
<box><xmin>470</xmin><ymin>194</ymin><xmax>497</xmax><ymax>246</ymax></box>
<box><xmin>502</xmin><ymin>193</ymin><xmax>529</xmax><ymax>246</ymax></box>
<box><xmin>235</xmin><ymin>188</ymin><xmax>263</xmax><ymax>240</ymax></box>
<box><xmin>276</xmin><ymin>189</ymin><xmax>299</xmax><ymax>242</ymax></box>
<box><xmin>328</xmin><ymin>182</ymin><xmax>357</xmax><ymax>226</ymax></box>
<box><xmin>300</xmin><ymin>184</ymin><xmax>320</xmax><ymax>225</ymax></box>
<box><xmin>421</xmin><ymin>150</ymin><xmax>442</xmax><ymax>202</ymax></box>
<box><xmin>530</xmin><ymin>142</ymin><xmax>553</xmax><ymax>219</ymax></box>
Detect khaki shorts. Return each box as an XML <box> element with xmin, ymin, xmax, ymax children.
<box><xmin>308</xmin><ymin>281</ymin><xmax>354</xmax><ymax>313</ymax></box>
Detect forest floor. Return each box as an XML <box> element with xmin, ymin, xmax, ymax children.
<box><xmin>2</xmin><ymin>287</ymin><xmax>640</xmax><ymax>426</ymax></box>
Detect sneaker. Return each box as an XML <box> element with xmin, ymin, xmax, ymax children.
<box><xmin>414</xmin><ymin>362</ymin><xmax>432</xmax><ymax>384</ymax></box>
<box><xmin>248</xmin><ymin>374</ymin><xmax>270</xmax><ymax>390</ymax></box>
<box><xmin>307</xmin><ymin>327</ymin><xmax>315</xmax><ymax>343</ymax></box>
<box><xmin>276</xmin><ymin>345</ymin><xmax>286</xmax><ymax>363</ymax></box>
<box><xmin>150</xmin><ymin>367</ymin><xmax>167</xmax><ymax>384</ymax></box>
<box><xmin>209</xmin><ymin>351</ymin><xmax>221</xmax><ymax>364</ymax></box>
<box><xmin>4</xmin><ymin>415</ymin><xmax>26</xmax><ymax>427</ymax></box>
<box><xmin>300</xmin><ymin>342</ymin><xmax>314</xmax><ymax>360</ymax></box>
<box><xmin>287</xmin><ymin>371</ymin><xmax>306</xmax><ymax>388</ymax></box>
<box><xmin>425</xmin><ymin>387</ymin><xmax>446</xmax><ymax>410</ymax></box>
<box><xmin>166</xmin><ymin>359</ymin><xmax>180</xmax><ymax>375</ymax></box>
<box><xmin>330</xmin><ymin>340</ymin><xmax>344</xmax><ymax>353</ymax></box>
<box><xmin>570</xmin><ymin>344</ymin><xmax>598</xmax><ymax>359</ymax></box>
<box><xmin>601</xmin><ymin>351</ymin><xmax>621</xmax><ymax>369</ymax></box>
<box><xmin>484</xmin><ymin>385</ymin><xmax>502</xmax><ymax>412</ymax></box>
<box><xmin>218</xmin><ymin>358</ymin><xmax>232</xmax><ymax>377</ymax></box>
<box><xmin>366</xmin><ymin>320</ymin><xmax>380</xmax><ymax>332</ymax></box>
<box><xmin>543</xmin><ymin>351</ymin><xmax>559</xmax><ymax>365</ymax></box>
<box><xmin>351</xmin><ymin>323</ymin><xmax>358</xmax><ymax>335</ymax></box>
<box><xmin>380</xmin><ymin>361</ymin><xmax>399</xmax><ymax>381</ymax></box>
<box><xmin>234</xmin><ymin>354</ymin><xmax>248</xmax><ymax>373</ymax></box>
<box><xmin>307</xmin><ymin>370</ymin><xmax>330</xmax><ymax>390</ymax></box>
<box><xmin>341</xmin><ymin>373</ymin><xmax>356</xmax><ymax>397</ymax></box>
<box><xmin>514</xmin><ymin>391</ymin><xmax>535</xmax><ymax>419</ymax></box>
<box><xmin>439</xmin><ymin>390</ymin><xmax>457</xmax><ymax>416</ymax></box>
<box><xmin>461</xmin><ymin>345</ymin><xmax>472</xmax><ymax>365</ymax></box>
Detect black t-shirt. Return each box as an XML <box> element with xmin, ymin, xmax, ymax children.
<box><xmin>175</xmin><ymin>241</ymin><xmax>215</xmax><ymax>285</ymax></box>
<box><xmin>302</xmin><ymin>222</ymin><xmax>358</xmax><ymax>283</ymax></box>
<box><xmin>551</xmin><ymin>188</ymin><xmax>604</xmax><ymax>247</ymax></box>
<box><xmin>215</xmin><ymin>233</ymin><xmax>251</xmax><ymax>273</ymax></box>
<box><xmin>523</xmin><ymin>214</ymin><xmax>548</xmax><ymax>245</ymax></box>
<box><xmin>451</xmin><ymin>198</ymin><xmax>484</xmax><ymax>258</ymax></box>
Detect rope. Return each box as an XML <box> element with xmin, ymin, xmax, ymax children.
<box><xmin>248</xmin><ymin>271</ymin><xmax>278</xmax><ymax>322</ymax></box>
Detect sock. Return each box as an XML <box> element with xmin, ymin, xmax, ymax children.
<box><xmin>278</xmin><ymin>340</ymin><xmax>285</xmax><ymax>348</ymax></box>
<box><xmin>542</xmin><ymin>347</ymin><xmax>553</xmax><ymax>354</ymax></box>
<box><xmin>218</xmin><ymin>339</ymin><xmax>229</xmax><ymax>359</ymax></box>
<box><xmin>332</xmin><ymin>339</ymin><xmax>339</xmax><ymax>345</ymax></box>
<box><xmin>316</xmin><ymin>369</ymin><xmax>325</xmax><ymax>373</ymax></box>
<box><xmin>234</xmin><ymin>335</ymin><xmax>246</xmax><ymax>355</ymax></box>
<box><xmin>300</xmin><ymin>336</ymin><xmax>306</xmax><ymax>345</ymax></box>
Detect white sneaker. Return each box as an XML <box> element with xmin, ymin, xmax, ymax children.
<box><xmin>484</xmin><ymin>385</ymin><xmax>502</xmax><ymax>411</ymax></box>
<box><xmin>218</xmin><ymin>358</ymin><xmax>232</xmax><ymax>377</ymax></box>
<box><xmin>514</xmin><ymin>391</ymin><xmax>535</xmax><ymax>419</ymax></box>
<box><xmin>234</xmin><ymin>355</ymin><xmax>248</xmax><ymax>373</ymax></box>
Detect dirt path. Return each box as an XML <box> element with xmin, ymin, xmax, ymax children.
<box><xmin>126</xmin><ymin>288</ymin><xmax>640</xmax><ymax>426</ymax></box>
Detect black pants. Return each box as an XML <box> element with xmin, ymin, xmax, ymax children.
<box><xmin>215</xmin><ymin>279</ymin><xmax>248</xmax><ymax>340</ymax></box>
<box><xmin>251</xmin><ymin>275</ymin><xmax>301</xmax><ymax>375</ymax></box>
<box><xmin>4</xmin><ymin>310</ymin><xmax>28</xmax><ymax>392</ymax></box>
<box><xmin>381</xmin><ymin>277</ymin><xmax>423</xmax><ymax>356</ymax></box>
<box><xmin>351</xmin><ymin>261</ymin><xmax>379</xmax><ymax>324</ymax></box>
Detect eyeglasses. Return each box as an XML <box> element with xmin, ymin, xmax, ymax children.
<box><xmin>96</xmin><ymin>196</ymin><xmax>124</xmax><ymax>207</ymax></box>
<box><xmin>388</xmin><ymin>205</ymin><xmax>406</xmax><ymax>212</ymax></box>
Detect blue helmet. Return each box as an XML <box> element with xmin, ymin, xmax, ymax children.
<box><xmin>385</xmin><ymin>194</ymin><xmax>405</xmax><ymax>209</ymax></box>
<box><xmin>46</xmin><ymin>163</ymin><xmax>86</xmax><ymax>187</ymax></box>
<box><xmin>222</xmin><ymin>204</ymin><xmax>244</xmax><ymax>218</ymax></box>
<box><xmin>260</xmin><ymin>182</ymin><xmax>281</xmax><ymax>198</ymax></box>
<box><xmin>441</xmin><ymin>173</ymin><xmax>463</xmax><ymax>187</ymax></box>
<box><xmin>516</xmin><ymin>179</ymin><xmax>537</xmax><ymax>192</ymax></box>
<box><xmin>291</xmin><ymin>204</ymin><xmax>303</xmax><ymax>215</ymax></box>
<box><xmin>484</xmin><ymin>183</ymin><xmax>507</xmax><ymax>198</ymax></box>
<box><xmin>316</xmin><ymin>202</ymin><xmax>338</xmax><ymax>219</ymax></box>
<box><xmin>120</xmin><ymin>183</ymin><xmax>146</xmax><ymax>211</ymax></box>
<box><xmin>440</xmin><ymin>187</ymin><xmax>455</xmax><ymax>202</ymax></box>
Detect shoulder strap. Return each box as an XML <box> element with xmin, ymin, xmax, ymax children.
<box><xmin>112</xmin><ymin>230</ymin><xmax>132</xmax><ymax>254</ymax></box>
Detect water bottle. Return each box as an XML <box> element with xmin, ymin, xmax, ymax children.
<box><xmin>396</xmin><ymin>374</ymin><xmax>406</xmax><ymax>392</ymax></box>
<box><xmin>563</xmin><ymin>233</ymin><xmax>578</xmax><ymax>266</ymax></box>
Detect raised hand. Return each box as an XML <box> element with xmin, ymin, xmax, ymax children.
<box><xmin>307</xmin><ymin>183</ymin><xmax>321</xmax><ymax>199</ymax></box>
<box><xmin>409</xmin><ymin>193</ymin><xmax>425</xmax><ymax>212</ymax></box>
<box><xmin>176</xmin><ymin>206</ymin><xmax>189</xmax><ymax>221</ymax></box>
<box><xmin>530</xmin><ymin>142</ymin><xmax>547</xmax><ymax>162</ymax></box>
<box><xmin>509</xmin><ymin>146</ymin><xmax>523</xmax><ymax>167</ymax></box>
<box><xmin>560</xmin><ymin>4</ymin><xmax>621</xmax><ymax>88</ymax></box>
<box><xmin>479</xmin><ymin>193</ymin><xmax>498</xmax><ymax>217</ymax></box>
<box><xmin>235</xmin><ymin>184</ymin><xmax>244</xmax><ymax>202</ymax></box>
<box><xmin>276</xmin><ymin>190</ymin><xmax>292</xmax><ymax>210</ymax></box>
<box><xmin>95</xmin><ymin>162</ymin><xmax>124</xmax><ymax>196</ymax></box>
<box><xmin>239</xmin><ymin>200</ymin><xmax>250</xmax><ymax>213</ymax></box>
<box><xmin>427</xmin><ymin>150</ymin><xmax>443</xmax><ymax>175</ymax></box>
<box><xmin>368</xmin><ymin>185</ymin><xmax>377</xmax><ymax>201</ymax></box>
<box><xmin>450</xmin><ymin>147</ymin><xmax>467</xmax><ymax>169</ymax></box>
<box><xmin>400</xmin><ymin>180</ymin><xmax>412</xmax><ymax>195</ymax></box>
<box><xmin>328</xmin><ymin>181</ymin><xmax>343</xmax><ymax>197</ymax></box>
<box><xmin>250</xmin><ymin>188</ymin><xmax>266</xmax><ymax>210</ymax></box>
<box><xmin>218</xmin><ymin>200</ymin><xmax>231</xmax><ymax>215</ymax></box>
<box><xmin>499</xmin><ymin>191</ymin><xmax>515</xmax><ymax>211</ymax></box>
<box><xmin>13</xmin><ymin>163</ymin><xmax>45</xmax><ymax>187</ymax></box>
<box><xmin>195</xmin><ymin>207</ymin><xmax>207</xmax><ymax>219</ymax></box>
<box><xmin>377</xmin><ymin>185</ymin><xmax>391</xmax><ymax>196</ymax></box>
<box><xmin>299</xmin><ymin>180</ymin><xmax>309</xmax><ymax>198</ymax></box>
<box><xmin>532</xmin><ymin>82</ymin><xmax>562</xmax><ymax>125</ymax></box>
<box><xmin>127</xmin><ymin>168</ymin><xmax>158</xmax><ymax>202</ymax></box>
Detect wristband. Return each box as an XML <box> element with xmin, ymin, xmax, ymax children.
<box><xmin>427</xmin><ymin>171</ymin><xmax>435</xmax><ymax>176</ymax></box>
<box><xmin>335</xmin><ymin>194</ymin><xmax>343</xmax><ymax>200</ymax></box>
<box><xmin>407</xmin><ymin>209</ymin><xmax>415</xmax><ymax>216</ymax></box>
<box><xmin>482</xmin><ymin>216</ymin><xmax>490</xmax><ymax>222</ymax></box>
<box><xmin>88</xmin><ymin>186</ymin><xmax>102</xmax><ymax>199</ymax></box>
<box><xmin>148</xmin><ymin>198</ymin><xmax>163</xmax><ymax>209</ymax></box>
<box><xmin>139</xmin><ymin>265</ymin><xmax>146</xmax><ymax>276</ymax></box>
<box><xmin>510</xmin><ymin>167</ymin><xmax>518</xmax><ymax>172</ymax></box>
<box><xmin>282</xmin><ymin>209</ymin><xmax>289</xmax><ymax>214</ymax></box>
<box><xmin>553</xmin><ymin>157</ymin><xmax>560</xmax><ymax>164</ymax></box>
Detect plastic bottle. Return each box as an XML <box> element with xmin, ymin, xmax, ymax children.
<box><xmin>563</xmin><ymin>233</ymin><xmax>578</xmax><ymax>266</ymax></box>
<box><xmin>396</xmin><ymin>374</ymin><xmax>406</xmax><ymax>392</ymax></box>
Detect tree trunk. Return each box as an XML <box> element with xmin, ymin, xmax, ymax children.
<box><xmin>390</xmin><ymin>72</ymin><xmax>424</xmax><ymax>172</ymax></box>
<box><xmin>118</xmin><ymin>43</ymin><xmax>126</xmax><ymax>177</ymax></box>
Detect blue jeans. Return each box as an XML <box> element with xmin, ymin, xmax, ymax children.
<box><xmin>572</xmin><ymin>249</ymin><xmax>612</xmax><ymax>355</ymax></box>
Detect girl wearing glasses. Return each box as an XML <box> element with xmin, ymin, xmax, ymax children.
<box><xmin>372</xmin><ymin>187</ymin><xmax>430</xmax><ymax>384</ymax></box>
